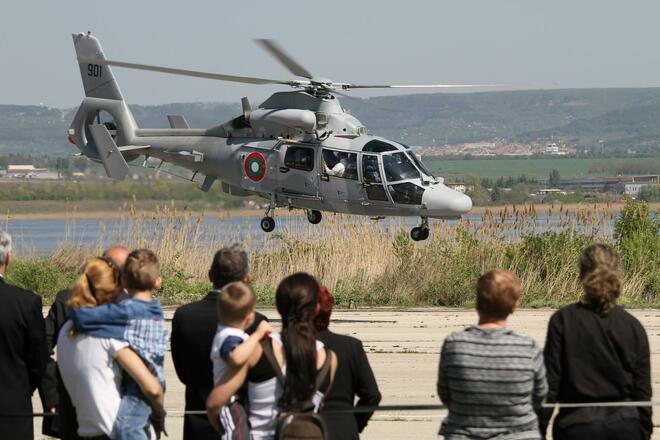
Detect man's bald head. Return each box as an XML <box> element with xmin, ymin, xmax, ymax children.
<box><xmin>103</xmin><ymin>246</ymin><xmax>130</xmax><ymax>271</ymax></box>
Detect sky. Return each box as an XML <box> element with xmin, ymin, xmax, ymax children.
<box><xmin>3</xmin><ymin>0</ymin><xmax>660</xmax><ymax>108</ymax></box>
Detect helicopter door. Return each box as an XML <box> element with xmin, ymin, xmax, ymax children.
<box><xmin>319</xmin><ymin>149</ymin><xmax>360</xmax><ymax>214</ymax></box>
<box><xmin>358</xmin><ymin>153</ymin><xmax>393</xmax><ymax>211</ymax></box>
<box><xmin>277</xmin><ymin>145</ymin><xmax>318</xmax><ymax>197</ymax></box>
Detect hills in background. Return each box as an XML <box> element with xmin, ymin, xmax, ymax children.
<box><xmin>3</xmin><ymin>88</ymin><xmax>660</xmax><ymax>156</ymax></box>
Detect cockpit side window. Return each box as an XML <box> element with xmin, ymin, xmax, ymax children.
<box><xmin>382</xmin><ymin>152</ymin><xmax>420</xmax><ymax>182</ymax></box>
<box><xmin>322</xmin><ymin>149</ymin><xmax>358</xmax><ymax>180</ymax></box>
<box><xmin>284</xmin><ymin>146</ymin><xmax>314</xmax><ymax>171</ymax></box>
<box><xmin>362</xmin><ymin>140</ymin><xmax>397</xmax><ymax>153</ymax></box>
<box><xmin>389</xmin><ymin>182</ymin><xmax>425</xmax><ymax>204</ymax></box>
<box><xmin>362</xmin><ymin>155</ymin><xmax>382</xmax><ymax>184</ymax></box>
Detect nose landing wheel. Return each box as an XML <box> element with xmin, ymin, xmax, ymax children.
<box><xmin>411</xmin><ymin>216</ymin><xmax>430</xmax><ymax>241</ymax></box>
<box><xmin>306</xmin><ymin>210</ymin><xmax>322</xmax><ymax>224</ymax></box>
<box><xmin>410</xmin><ymin>226</ymin><xmax>429</xmax><ymax>241</ymax></box>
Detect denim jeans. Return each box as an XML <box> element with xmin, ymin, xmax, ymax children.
<box><xmin>112</xmin><ymin>394</ymin><xmax>152</xmax><ymax>440</ymax></box>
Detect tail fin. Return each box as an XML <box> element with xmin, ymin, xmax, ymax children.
<box><xmin>72</xmin><ymin>32</ymin><xmax>123</xmax><ymax>100</ymax></box>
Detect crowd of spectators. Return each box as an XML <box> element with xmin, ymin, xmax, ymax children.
<box><xmin>0</xmin><ymin>229</ymin><xmax>652</xmax><ymax>440</ymax></box>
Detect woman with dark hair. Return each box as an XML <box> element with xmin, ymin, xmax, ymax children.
<box><xmin>541</xmin><ymin>244</ymin><xmax>652</xmax><ymax>440</ymax></box>
<box><xmin>207</xmin><ymin>273</ymin><xmax>337</xmax><ymax>440</ymax></box>
<box><xmin>315</xmin><ymin>287</ymin><xmax>381</xmax><ymax>440</ymax></box>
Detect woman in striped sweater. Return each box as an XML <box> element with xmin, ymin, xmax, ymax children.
<box><xmin>437</xmin><ymin>269</ymin><xmax>548</xmax><ymax>439</ymax></box>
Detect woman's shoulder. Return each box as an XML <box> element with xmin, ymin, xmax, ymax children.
<box><xmin>610</xmin><ymin>305</ymin><xmax>647</xmax><ymax>331</ymax></box>
<box><xmin>270</xmin><ymin>332</ymin><xmax>325</xmax><ymax>351</ymax></box>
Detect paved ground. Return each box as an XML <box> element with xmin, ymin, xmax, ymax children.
<box><xmin>33</xmin><ymin>307</ymin><xmax>660</xmax><ymax>439</ymax></box>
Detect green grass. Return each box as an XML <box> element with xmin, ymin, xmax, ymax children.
<box><xmin>424</xmin><ymin>157</ymin><xmax>660</xmax><ymax>180</ymax></box>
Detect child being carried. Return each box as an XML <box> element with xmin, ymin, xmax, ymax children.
<box><xmin>210</xmin><ymin>281</ymin><xmax>272</xmax><ymax>440</ymax></box>
<box><xmin>69</xmin><ymin>249</ymin><xmax>169</xmax><ymax>440</ymax></box>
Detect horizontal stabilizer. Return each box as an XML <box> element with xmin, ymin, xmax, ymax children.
<box><xmin>117</xmin><ymin>145</ymin><xmax>150</xmax><ymax>153</ymax></box>
<box><xmin>167</xmin><ymin>115</ymin><xmax>190</xmax><ymax>129</ymax></box>
<box><xmin>89</xmin><ymin>124</ymin><xmax>129</xmax><ymax>180</ymax></box>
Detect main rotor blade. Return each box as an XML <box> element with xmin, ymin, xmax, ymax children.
<box><xmin>77</xmin><ymin>57</ymin><xmax>300</xmax><ymax>86</ymax></box>
<box><xmin>341</xmin><ymin>83</ymin><xmax>507</xmax><ymax>90</ymax></box>
<box><xmin>324</xmin><ymin>86</ymin><xmax>403</xmax><ymax>113</ymax></box>
<box><xmin>255</xmin><ymin>39</ymin><xmax>313</xmax><ymax>79</ymax></box>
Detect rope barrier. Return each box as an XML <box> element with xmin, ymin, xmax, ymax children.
<box><xmin>7</xmin><ymin>401</ymin><xmax>660</xmax><ymax>418</ymax></box>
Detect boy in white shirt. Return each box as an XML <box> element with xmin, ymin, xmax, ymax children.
<box><xmin>210</xmin><ymin>282</ymin><xmax>271</xmax><ymax>439</ymax></box>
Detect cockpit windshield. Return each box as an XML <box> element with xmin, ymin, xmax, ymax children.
<box><xmin>406</xmin><ymin>152</ymin><xmax>435</xmax><ymax>178</ymax></box>
<box><xmin>399</xmin><ymin>143</ymin><xmax>435</xmax><ymax>178</ymax></box>
<box><xmin>382</xmin><ymin>152</ymin><xmax>420</xmax><ymax>182</ymax></box>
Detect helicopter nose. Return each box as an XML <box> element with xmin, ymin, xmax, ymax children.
<box><xmin>422</xmin><ymin>184</ymin><xmax>473</xmax><ymax>218</ymax></box>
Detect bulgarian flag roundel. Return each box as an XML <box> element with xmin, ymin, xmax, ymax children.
<box><xmin>244</xmin><ymin>152</ymin><xmax>266</xmax><ymax>182</ymax></box>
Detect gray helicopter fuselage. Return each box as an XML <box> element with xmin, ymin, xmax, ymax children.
<box><xmin>125</xmin><ymin>135</ymin><xmax>470</xmax><ymax>219</ymax></box>
<box><xmin>68</xmin><ymin>32</ymin><xmax>474</xmax><ymax>240</ymax></box>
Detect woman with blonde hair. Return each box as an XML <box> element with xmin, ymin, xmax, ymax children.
<box><xmin>57</xmin><ymin>257</ymin><xmax>166</xmax><ymax>439</ymax></box>
<box><xmin>540</xmin><ymin>244</ymin><xmax>652</xmax><ymax>440</ymax></box>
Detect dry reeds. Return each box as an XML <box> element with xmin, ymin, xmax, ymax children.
<box><xmin>27</xmin><ymin>201</ymin><xmax>655</xmax><ymax>307</ymax></box>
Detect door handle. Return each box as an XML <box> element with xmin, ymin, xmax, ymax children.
<box><xmin>320</xmin><ymin>174</ymin><xmax>329</xmax><ymax>182</ymax></box>
<box><xmin>279</xmin><ymin>166</ymin><xmax>290</xmax><ymax>173</ymax></box>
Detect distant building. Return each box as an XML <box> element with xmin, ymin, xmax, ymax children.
<box><xmin>615</xmin><ymin>175</ymin><xmax>660</xmax><ymax>196</ymax></box>
<box><xmin>540</xmin><ymin>174</ymin><xmax>659</xmax><ymax>194</ymax></box>
<box><xmin>544</xmin><ymin>143</ymin><xmax>568</xmax><ymax>156</ymax></box>
<box><xmin>446</xmin><ymin>182</ymin><xmax>467</xmax><ymax>193</ymax></box>
<box><xmin>5</xmin><ymin>165</ymin><xmax>50</xmax><ymax>178</ymax></box>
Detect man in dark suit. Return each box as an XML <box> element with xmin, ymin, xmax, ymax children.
<box><xmin>315</xmin><ymin>287</ymin><xmax>381</xmax><ymax>440</ymax></box>
<box><xmin>38</xmin><ymin>245</ymin><xmax>130</xmax><ymax>439</ymax></box>
<box><xmin>172</xmin><ymin>245</ymin><xmax>268</xmax><ymax>440</ymax></box>
<box><xmin>0</xmin><ymin>231</ymin><xmax>48</xmax><ymax>440</ymax></box>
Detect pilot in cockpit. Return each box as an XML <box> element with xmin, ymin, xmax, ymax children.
<box><xmin>323</xmin><ymin>151</ymin><xmax>348</xmax><ymax>178</ymax></box>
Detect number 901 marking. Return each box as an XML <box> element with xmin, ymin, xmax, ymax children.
<box><xmin>87</xmin><ymin>64</ymin><xmax>103</xmax><ymax>78</ymax></box>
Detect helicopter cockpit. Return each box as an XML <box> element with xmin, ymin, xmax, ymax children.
<box><xmin>310</xmin><ymin>137</ymin><xmax>469</xmax><ymax>220</ymax></box>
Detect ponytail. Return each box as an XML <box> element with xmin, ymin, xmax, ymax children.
<box><xmin>579</xmin><ymin>244</ymin><xmax>621</xmax><ymax>315</ymax></box>
<box><xmin>69</xmin><ymin>257</ymin><xmax>122</xmax><ymax>310</ymax></box>
<box><xmin>69</xmin><ymin>271</ymin><xmax>98</xmax><ymax>310</ymax></box>
<box><xmin>276</xmin><ymin>273</ymin><xmax>320</xmax><ymax>407</ymax></box>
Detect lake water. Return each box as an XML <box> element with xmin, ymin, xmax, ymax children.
<box><xmin>3</xmin><ymin>211</ymin><xmax>619</xmax><ymax>256</ymax></box>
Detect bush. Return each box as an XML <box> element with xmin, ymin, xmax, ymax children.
<box><xmin>614</xmin><ymin>199</ymin><xmax>660</xmax><ymax>272</ymax></box>
<box><xmin>6</xmin><ymin>259</ymin><xmax>77</xmax><ymax>304</ymax></box>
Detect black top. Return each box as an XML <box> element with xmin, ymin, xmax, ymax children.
<box><xmin>541</xmin><ymin>303</ymin><xmax>652</xmax><ymax>438</ymax></box>
<box><xmin>37</xmin><ymin>289</ymin><xmax>73</xmax><ymax>438</ymax></box>
<box><xmin>39</xmin><ymin>289</ymin><xmax>70</xmax><ymax>411</ymax></box>
<box><xmin>317</xmin><ymin>329</ymin><xmax>381</xmax><ymax>440</ymax></box>
<box><xmin>171</xmin><ymin>290</ymin><xmax>267</xmax><ymax>440</ymax></box>
<box><xmin>0</xmin><ymin>276</ymin><xmax>48</xmax><ymax>440</ymax></box>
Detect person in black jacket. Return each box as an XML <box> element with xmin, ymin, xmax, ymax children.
<box><xmin>315</xmin><ymin>286</ymin><xmax>381</xmax><ymax>440</ymax></box>
<box><xmin>541</xmin><ymin>243</ymin><xmax>652</xmax><ymax>440</ymax></box>
<box><xmin>0</xmin><ymin>231</ymin><xmax>48</xmax><ymax>440</ymax></box>
<box><xmin>171</xmin><ymin>245</ymin><xmax>267</xmax><ymax>440</ymax></box>
<box><xmin>37</xmin><ymin>245</ymin><xmax>130</xmax><ymax>440</ymax></box>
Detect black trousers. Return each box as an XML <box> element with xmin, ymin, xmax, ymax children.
<box><xmin>554</xmin><ymin>418</ymin><xmax>644</xmax><ymax>440</ymax></box>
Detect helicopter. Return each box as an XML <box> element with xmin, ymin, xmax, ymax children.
<box><xmin>69</xmin><ymin>32</ymin><xmax>479</xmax><ymax>241</ymax></box>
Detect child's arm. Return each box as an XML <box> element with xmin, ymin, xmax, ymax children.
<box><xmin>68</xmin><ymin>303</ymin><xmax>130</xmax><ymax>338</ymax></box>
<box><xmin>223</xmin><ymin>321</ymin><xmax>272</xmax><ymax>368</ymax></box>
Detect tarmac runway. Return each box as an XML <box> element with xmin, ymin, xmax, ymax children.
<box><xmin>33</xmin><ymin>307</ymin><xmax>660</xmax><ymax>439</ymax></box>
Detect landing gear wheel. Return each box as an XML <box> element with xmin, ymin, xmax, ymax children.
<box><xmin>411</xmin><ymin>227</ymin><xmax>430</xmax><ymax>241</ymax></box>
<box><xmin>260</xmin><ymin>216</ymin><xmax>276</xmax><ymax>233</ymax></box>
<box><xmin>307</xmin><ymin>210</ymin><xmax>322</xmax><ymax>224</ymax></box>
